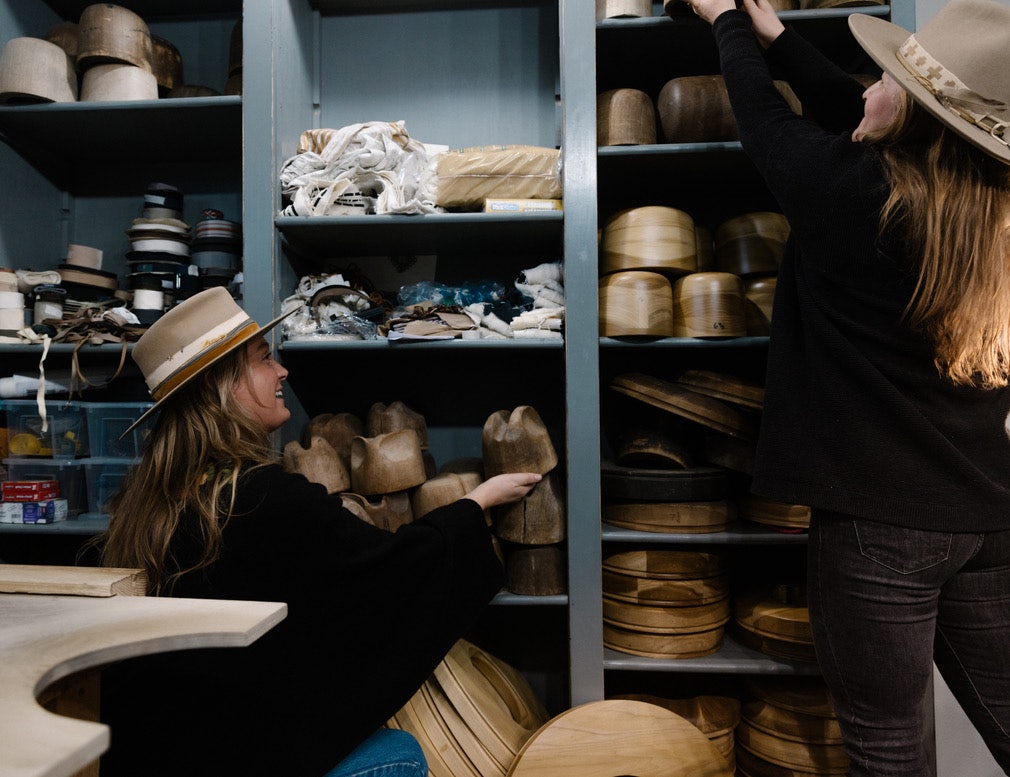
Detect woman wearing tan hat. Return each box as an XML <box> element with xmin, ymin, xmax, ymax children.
<box><xmin>93</xmin><ymin>287</ymin><xmax>542</xmax><ymax>777</ymax></box>
<box><xmin>687</xmin><ymin>0</ymin><xmax>1010</xmax><ymax>773</ymax></box>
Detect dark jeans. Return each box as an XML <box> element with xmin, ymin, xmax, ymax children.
<box><xmin>808</xmin><ymin>510</ymin><xmax>1010</xmax><ymax>777</ymax></box>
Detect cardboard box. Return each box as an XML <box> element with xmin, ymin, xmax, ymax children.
<box><xmin>0</xmin><ymin>498</ymin><xmax>68</xmax><ymax>524</ymax></box>
<box><xmin>2</xmin><ymin>479</ymin><xmax>60</xmax><ymax>502</ymax></box>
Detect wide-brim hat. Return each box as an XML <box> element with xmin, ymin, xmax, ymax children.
<box><xmin>123</xmin><ymin>286</ymin><xmax>297</xmax><ymax>435</ymax></box>
<box><xmin>849</xmin><ymin>0</ymin><xmax>1010</xmax><ymax>164</ymax></box>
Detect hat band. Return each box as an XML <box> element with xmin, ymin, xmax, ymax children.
<box><xmin>897</xmin><ymin>35</ymin><xmax>1008</xmax><ymax>146</ymax></box>
<box><xmin>147</xmin><ymin>315</ymin><xmax>259</xmax><ymax>400</ymax></box>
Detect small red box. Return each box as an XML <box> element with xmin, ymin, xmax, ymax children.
<box><xmin>2</xmin><ymin>479</ymin><xmax>61</xmax><ymax>502</ymax></box>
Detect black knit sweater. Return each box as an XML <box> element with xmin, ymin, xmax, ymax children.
<box><xmin>99</xmin><ymin>464</ymin><xmax>504</xmax><ymax>777</ymax></box>
<box><xmin>713</xmin><ymin>10</ymin><xmax>1010</xmax><ymax>529</ymax></box>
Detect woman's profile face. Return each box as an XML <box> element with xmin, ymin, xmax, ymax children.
<box><xmin>232</xmin><ymin>336</ymin><xmax>291</xmax><ymax>432</ymax></box>
<box><xmin>852</xmin><ymin>73</ymin><xmax>904</xmax><ymax>142</ymax></box>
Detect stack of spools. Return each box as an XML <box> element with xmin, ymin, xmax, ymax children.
<box><xmin>125</xmin><ymin>182</ymin><xmax>191</xmax><ymax>323</ymax></box>
<box><xmin>58</xmin><ymin>243</ymin><xmax>121</xmax><ymax>309</ymax></box>
<box><xmin>736</xmin><ymin>676</ymin><xmax>849</xmax><ymax>777</ymax></box>
<box><xmin>599</xmin><ymin>206</ymin><xmax>697</xmax><ymax>338</ymax></box>
<box><xmin>483</xmin><ymin>406</ymin><xmax>566</xmax><ymax>596</ymax></box>
<box><xmin>732</xmin><ymin>583</ymin><xmax>817</xmax><ymax>664</ymax></box>
<box><xmin>191</xmin><ymin>210</ymin><xmax>242</xmax><ymax>292</ymax></box>
<box><xmin>76</xmin><ymin>4</ymin><xmax>159</xmax><ymax>102</ymax></box>
<box><xmin>602</xmin><ymin>547</ymin><xmax>731</xmax><ymax>659</ymax></box>
<box><xmin>0</xmin><ymin>270</ymin><xmax>26</xmax><ymax>335</ymax></box>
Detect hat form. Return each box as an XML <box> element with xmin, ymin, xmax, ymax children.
<box><xmin>125</xmin><ymin>286</ymin><xmax>296</xmax><ymax>434</ymax></box>
<box><xmin>849</xmin><ymin>0</ymin><xmax>1010</xmax><ymax>164</ymax></box>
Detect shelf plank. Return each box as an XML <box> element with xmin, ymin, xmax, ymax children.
<box><xmin>603</xmin><ymin>636</ymin><xmax>820</xmax><ymax>674</ymax></box>
<box><xmin>41</xmin><ymin>1</ymin><xmax>240</xmax><ymax>16</ymax></box>
<box><xmin>310</xmin><ymin>0</ymin><xmax>553</xmax><ymax>13</ymax></box>
<box><xmin>601</xmin><ymin>522</ymin><xmax>808</xmax><ymax>545</ymax></box>
<box><xmin>0</xmin><ymin>97</ymin><xmax>241</xmax><ymax>189</ymax></box>
<box><xmin>276</xmin><ymin>212</ymin><xmax>564</xmax><ymax>258</ymax></box>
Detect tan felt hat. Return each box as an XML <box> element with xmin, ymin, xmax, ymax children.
<box><xmin>127</xmin><ymin>286</ymin><xmax>297</xmax><ymax>434</ymax></box>
<box><xmin>849</xmin><ymin>0</ymin><xmax>1010</xmax><ymax>164</ymax></box>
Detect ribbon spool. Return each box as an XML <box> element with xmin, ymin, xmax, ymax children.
<box><xmin>132</xmin><ymin>287</ymin><xmax>165</xmax><ymax>310</ymax></box>
<box><xmin>0</xmin><ymin>37</ymin><xmax>78</xmax><ymax>103</ymax></box>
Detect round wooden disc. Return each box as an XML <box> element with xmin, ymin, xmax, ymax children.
<box><xmin>603</xmin><ymin>594</ymin><xmax>730</xmax><ymax>634</ymax></box>
<box><xmin>732</xmin><ymin>622</ymin><xmax>819</xmax><ymax>664</ymax></box>
<box><xmin>735</xmin><ymin>720</ymin><xmax>849</xmax><ymax>773</ymax></box>
<box><xmin>506</xmin><ymin>699</ymin><xmax>733</xmax><ymax>777</ymax></box>
<box><xmin>603</xmin><ymin>621</ymin><xmax>725</xmax><ymax>659</ymax></box>
<box><xmin>603</xmin><ymin>569</ymin><xmax>731</xmax><ymax>606</ymax></box>
<box><xmin>602</xmin><ymin>500</ymin><xmax>733</xmax><ymax>533</ymax></box>
<box><xmin>612</xmin><ymin>373</ymin><xmax>756</xmax><ymax>438</ymax></box>
<box><xmin>741</xmin><ymin>699</ymin><xmax>843</xmax><ymax>745</ymax></box>
<box><xmin>742</xmin><ymin>495</ymin><xmax>811</xmax><ymax>529</ymax></box>
<box><xmin>610</xmin><ymin>693</ymin><xmax>741</xmax><ymax>737</ymax></box>
<box><xmin>734</xmin><ymin>586</ymin><xmax>812</xmax><ymax>643</ymax></box>
<box><xmin>602</xmin><ymin>547</ymin><xmax>727</xmax><ymax>579</ymax></box>
<box><xmin>743</xmin><ymin>676</ymin><xmax>837</xmax><ymax>718</ymax></box>
<box><xmin>601</xmin><ymin>459</ymin><xmax>729</xmax><ymax>501</ymax></box>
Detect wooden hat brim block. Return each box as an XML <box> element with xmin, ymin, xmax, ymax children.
<box><xmin>603</xmin><ymin>594</ymin><xmax>730</xmax><ymax>634</ymax></box>
<box><xmin>602</xmin><ymin>500</ymin><xmax>734</xmax><ymax>534</ymax></box>
<box><xmin>602</xmin><ymin>547</ymin><xmax>727</xmax><ymax>579</ymax></box>
<box><xmin>603</xmin><ymin>621</ymin><xmax>725</xmax><ymax>659</ymax></box>
<box><xmin>740</xmin><ymin>699</ymin><xmax>843</xmax><ymax>745</ymax></box>
<box><xmin>601</xmin><ymin>460</ymin><xmax>729</xmax><ymax>502</ymax></box>
<box><xmin>743</xmin><ymin>676</ymin><xmax>836</xmax><ymax>718</ymax></box>
<box><xmin>675</xmin><ymin>368</ymin><xmax>764</xmax><ymax>410</ymax></box>
<box><xmin>506</xmin><ymin>699</ymin><xmax>733</xmax><ymax>777</ymax></box>
<box><xmin>603</xmin><ymin>569</ymin><xmax>731</xmax><ymax>606</ymax></box>
<box><xmin>735</xmin><ymin>721</ymin><xmax>849</xmax><ymax>774</ymax></box>
<box><xmin>609</xmin><ymin>693</ymin><xmax>741</xmax><ymax>738</ymax></box>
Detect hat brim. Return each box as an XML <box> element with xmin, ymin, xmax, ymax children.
<box><xmin>121</xmin><ymin>305</ymin><xmax>298</xmax><ymax>438</ymax></box>
<box><xmin>848</xmin><ymin>12</ymin><xmax>1010</xmax><ymax>164</ymax></box>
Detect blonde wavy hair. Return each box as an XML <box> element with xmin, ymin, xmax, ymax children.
<box><xmin>864</xmin><ymin>90</ymin><xmax>1010</xmax><ymax>388</ymax></box>
<box><xmin>96</xmin><ymin>346</ymin><xmax>278</xmax><ymax>594</ymax></box>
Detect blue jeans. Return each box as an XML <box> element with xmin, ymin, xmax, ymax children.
<box><xmin>324</xmin><ymin>729</ymin><xmax>427</xmax><ymax>777</ymax></box>
<box><xmin>808</xmin><ymin>510</ymin><xmax>1010</xmax><ymax>776</ymax></box>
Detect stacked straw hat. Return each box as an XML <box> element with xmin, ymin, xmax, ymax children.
<box><xmin>482</xmin><ymin>405</ymin><xmax>566</xmax><ymax>596</ymax></box>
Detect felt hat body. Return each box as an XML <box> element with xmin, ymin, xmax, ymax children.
<box><xmin>849</xmin><ymin>0</ymin><xmax>1010</xmax><ymax>164</ymax></box>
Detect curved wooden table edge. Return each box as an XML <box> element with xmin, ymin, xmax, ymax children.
<box><xmin>0</xmin><ymin>593</ymin><xmax>287</xmax><ymax>777</ymax></box>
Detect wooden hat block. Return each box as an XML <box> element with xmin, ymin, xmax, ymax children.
<box><xmin>0</xmin><ymin>37</ymin><xmax>78</xmax><ymax>103</ymax></box>
<box><xmin>367</xmin><ymin>400</ymin><xmax>430</xmax><ymax>449</ymax></box>
<box><xmin>504</xmin><ymin>543</ymin><xmax>567</xmax><ymax>595</ymax></box>
<box><xmin>76</xmin><ymin>3</ymin><xmax>153</xmax><ymax>72</ymax></box>
<box><xmin>282</xmin><ymin>435</ymin><xmax>350</xmax><ymax>494</ymax></box>
<box><xmin>411</xmin><ymin>471</ymin><xmax>483</xmax><ymax>520</ymax></box>
<box><xmin>671</xmin><ymin>272</ymin><xmax>748</xmax><ymax>339</ymax></box>
<box><xmin>599</xmin><ymin>271</ymin><xmax>675</xmax><ymax>337</ymax></box>
<box><xmin>483</xmin><ymin>405</ymin><xmax>558</xmax><ymax>477</ymax></box>
<box><xmin>350</xmin><ymin>429</ymin><xmax>427</xmax><ymax>495</ymax></box>
<box><xmin>600</xmin><ymin>206</ymin><xmax>696</xmax><ymax>276</ymax></box>
<box><xmin>492</xmin><ymin>468</ymin><xmax>566</xmax><ymax>545</ymax></box>
<box><xmin>597</xmin><ymin>88</ymin><xmax>656</xmax><ymax>146</ymax></box>
<box><xmin>306</xmin><ymin>411</ymin><xmax>364</xmax><ymax>467</ymax></box>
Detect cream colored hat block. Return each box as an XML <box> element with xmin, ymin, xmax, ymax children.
<box><xmin>0</xmin><ymin>37</ymin><xmax>77</xmax><ymax>103</ymax></box>
<box><xmin>350</xmin><ymin>429</ymin><xmax>427</xmax><ymax>496</ymax></box>
<box><xmin>80</xmin><ymin>63</ymin><xmax>158</xmax><ymax>102</ymax></box>
<box><xmin>482</xmin><ymin>405</ymin><xmax>558</xmax><ymax>477</ymax></box>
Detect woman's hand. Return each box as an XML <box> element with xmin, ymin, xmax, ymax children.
<box><xmin>742</xmin><ymin>0</ymin><xmax>786</xmax><ymax>48</ymax></box>
<box><xmin>465</xmin><ymin>473</ymin><xmax>543</xmax><ymax>510</ymax></box>
<box><xmin>687</xmin><ymin>0</ymin><xmax>737</xmax><ymax>25</ymax></box>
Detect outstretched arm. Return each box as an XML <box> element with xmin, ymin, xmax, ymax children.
<box><xmin>464</xmin><ymin>472</ymin><xmax>542</xmax><ymax>510</ymax></box>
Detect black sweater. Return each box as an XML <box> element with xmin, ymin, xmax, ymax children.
<box><xmin>712</xmin><ymin>11</ymin><xmax>1010</xmax><ymax>529</ymax></box>
<box><xmin>99</xmin><ymin>464</ymin><xmax>504</xmax><ymax>777</ymax></box>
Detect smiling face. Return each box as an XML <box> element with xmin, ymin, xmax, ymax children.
<box><xmin>232</xmin><ymin>336</ymin><xmax>290</xmax><ymax>432</ymax></box>
<box><xmin>852</xmin><ymin>72</ymin><xmax>904</xmax><ymax>142</ymax></box>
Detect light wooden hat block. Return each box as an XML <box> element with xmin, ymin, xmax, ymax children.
<box><xmin>350</xmin><ymin>429</ymin><xmax>427</xmax><ymax>495</ymax></box>
<box><xmin>80</xmin><ymin>63</ymin><xmax>158</xmax><ymax>101</ymax></box>
<box><xmin>410</xmin><ymin>471</ymin><xmax>482</xmax><ymax>520</ymax></box>
<box><xmin>600</xmin><ymin>206</ymin><xmax>696</xmax><ymax>276</ymax></box>
<box><xmin>506</xmin><ymin>699</ymin><xmax>733</xmax><ymax>777</ymax></box>
<box><xmin>367</xmin><ymin>400</ymin><xmax>429</xmax><ymax>449</ymax></box>
<box><xmin>597</xmin><ymin>0</ymin><xmax>653</xmax><ymax>17</ymax></box>
<box><xmin>671</xmin><ymin>271</ymin><xmax>747</xmax><ymax>338</ymax></box>
<box><xmin>599</xmin><ymin>270</ymin><xmax>674</xmax><ymax>337</ymax></box>
<box><xmin>482</xmin><ymin>405</ymin><xmax>558</xmax><ymax>476</ymax></box>
<box><xmin>603</xmin><ymin>594</ymin><xmax>730</xmax><ymax>634</ymax></box>
<box><xmin>0</xmin><ymin>37</ymin><xmax>78</xmax><ymax>103</ymax></box>
<box><xmin>597</xmin><ymin>88</ymin><xmax>656</xmax><ymax>146</ymax></box>
<box><xmin>77</xmin><ymin>3</ymin><xmax>153</xmax><ymax>72</ymax></box>
<box><xmin>282</xmin><ymin>435</ymin><xmax>350</xmax><ymax>495</ymax></box>
<box><xmin>603</xmin><ymin>547</ymin><xmax>727</xmax><ymax>579</ymax></box>
<box><xmin>306</xmin><ymin>411</ymin><xmax>364</xmax><ymax>466</ymax></box>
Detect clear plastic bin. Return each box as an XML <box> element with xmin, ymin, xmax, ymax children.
<box><xmin>83</xmin><ymin>457</ymin><xmax>139</xmax><ymax>516</ymax></box>
<box><xmin>3</xmin><ymin>457</ymin><xmax>86</xmax><ymax>517</ymax></box>
<box><xmin>82</xmin><ymin>401</ymin><xmax>155</xmax><ymax>459</ymax></box>
<box><xmin>2</xmin><ymin>399</ymin><xmax>89</xmax><ymax>458</ymax></box>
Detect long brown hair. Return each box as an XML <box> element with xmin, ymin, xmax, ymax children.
<box><xmin>868</xmin><ymin>92</ymin><xmax>1010</xmax><ymax>388</ymax></box>
<box><xmin>97</xmin><ymin>346</ymin><xmax>278</xmax><ymax>594</ymax></box>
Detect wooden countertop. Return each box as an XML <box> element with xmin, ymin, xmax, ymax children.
<box><xmin>0</xmin><ymin>591</ymin><xmax>287</xmax><ymax>777</ymax></box>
